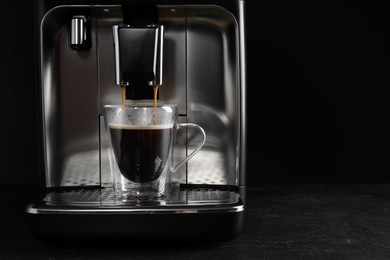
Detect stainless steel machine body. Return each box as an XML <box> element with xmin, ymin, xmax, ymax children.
<box><xmin>27</xmin><ymin>0</ymin><xmax>246</xmax><ymax>243</ymax></box>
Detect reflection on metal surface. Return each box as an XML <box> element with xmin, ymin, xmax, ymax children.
<box><xmin>62</xmin><ymin>150</ymin><xmax>106</xmax><ymax>187</ymax></box>
<box><xmin>59</xmin><ymin>148</ymin><xmax>228</xmax><ymax>187</ymax></box>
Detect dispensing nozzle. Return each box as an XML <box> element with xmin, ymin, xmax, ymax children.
<box><xmin>113</xmin><ymin>24</ymin><xmax>164</xmax><ymax>87</ymax></box>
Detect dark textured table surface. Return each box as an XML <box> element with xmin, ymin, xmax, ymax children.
<box><xmin>2</xmin><ymin>183</ymin><xmax>390</xmax><ymax>259</ymax></box>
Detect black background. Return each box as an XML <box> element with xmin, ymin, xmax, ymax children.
<box><xmin>1</xmin><ymin>0</ymin><xmax>390</xmax><ymax>186</ymax></box>
<box><xmin>245</xmin><ymin>1</ymin><xmax>390</xmax><ymax>183</ymax></box>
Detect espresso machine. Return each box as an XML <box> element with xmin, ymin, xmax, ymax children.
<box><xmin>27</xmin><ymin>0</ymin><xmax>247</xmax><ymax>243</ymax></box>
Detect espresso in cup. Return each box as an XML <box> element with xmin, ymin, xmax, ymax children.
<box><xmin>109</xmin><ymin>123</ymin><xmax>173</xmax><ymax>183</ymax></box>
<box><xmin>104</xmin><ymin>105</ymin><xmax>206</xmax><ymax>199</ymax></box>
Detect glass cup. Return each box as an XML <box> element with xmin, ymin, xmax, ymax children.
<box><xmin>103</xmin><ymin>105</ymin><xmax>206</xmax><ymax>200</ymax></box>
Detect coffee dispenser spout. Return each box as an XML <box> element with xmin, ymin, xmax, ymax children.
<box><xmin>113</xmin><ymin>24</ymin><xmax>163</xmax><ymax>87</ymax></box>
<box><xmin>113</xmin><ymin>23</ymin><xmax>164</xmax><ymax>99</ymax></box>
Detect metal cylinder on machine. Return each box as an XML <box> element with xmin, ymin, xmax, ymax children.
<box><xmin>112</xmin><ymin>5</ymin><xmax>164</xmax><ymax>100</ymax></box>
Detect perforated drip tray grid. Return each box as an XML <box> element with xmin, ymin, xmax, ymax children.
<box><xmin>43</xmin><ymin>187</ymin><xmax>236</xmax><ymax>206</ymax></box>
<box><xmin>27</xmin><ymin>186</ymin><xmax>243</xmax><ymax>214</ymax></box>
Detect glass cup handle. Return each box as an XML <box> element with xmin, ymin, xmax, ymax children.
<box><xmin>172</xmin><ymin>123</ymin><xmax>206</xmax><ymax>173</ymax></box>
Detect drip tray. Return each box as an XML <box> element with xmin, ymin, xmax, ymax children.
<box><xmin>26</xmin><ymin>187</ymin><xmax>243</xmax><ymax>214</ymax></box>
<box><xmin>26</xmin><ymin>186</ymin><xmax>244</xmax><ymax>243</ymax></box>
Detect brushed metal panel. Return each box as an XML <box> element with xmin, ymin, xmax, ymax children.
<box><xmin>186</xmin><ymin>6</ymin><xmax>240</xmax><ymax>185</ymax></box>
<box><xmin>41</xmin><ymin>6</ymin><xmax>100</xmax><ymax>187</ymax></box>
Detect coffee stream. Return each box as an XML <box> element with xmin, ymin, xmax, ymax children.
<box><xmin>120</xmin><ymin>84</ymin><xmax>126</xmax><ymax>107</ymax></box>
<box><xmin>153</xmin><ymin>85</ymin><xmax>159</xmax><ymax>125</ymax></box>
<box><xmin>120</xmin><ymin>84</ymin><xmax>159</xmax><ymax>125</ymax></box>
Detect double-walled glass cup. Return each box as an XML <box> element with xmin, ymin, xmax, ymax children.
<box><xmin>104</xmin><ymin>105</ymin><xmax>206</xmax><ymax>200</ymax></box>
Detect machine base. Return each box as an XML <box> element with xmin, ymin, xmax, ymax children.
<box><xmin>26</xmin><ymin>187</ymin><xmax>244</xmax><ymax>244</ymax></box>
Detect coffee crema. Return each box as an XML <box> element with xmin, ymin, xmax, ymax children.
<box><xmin>109</xmin><ymin>123</ymin><xmax>173</xmax><ymax>183</ymax></box>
